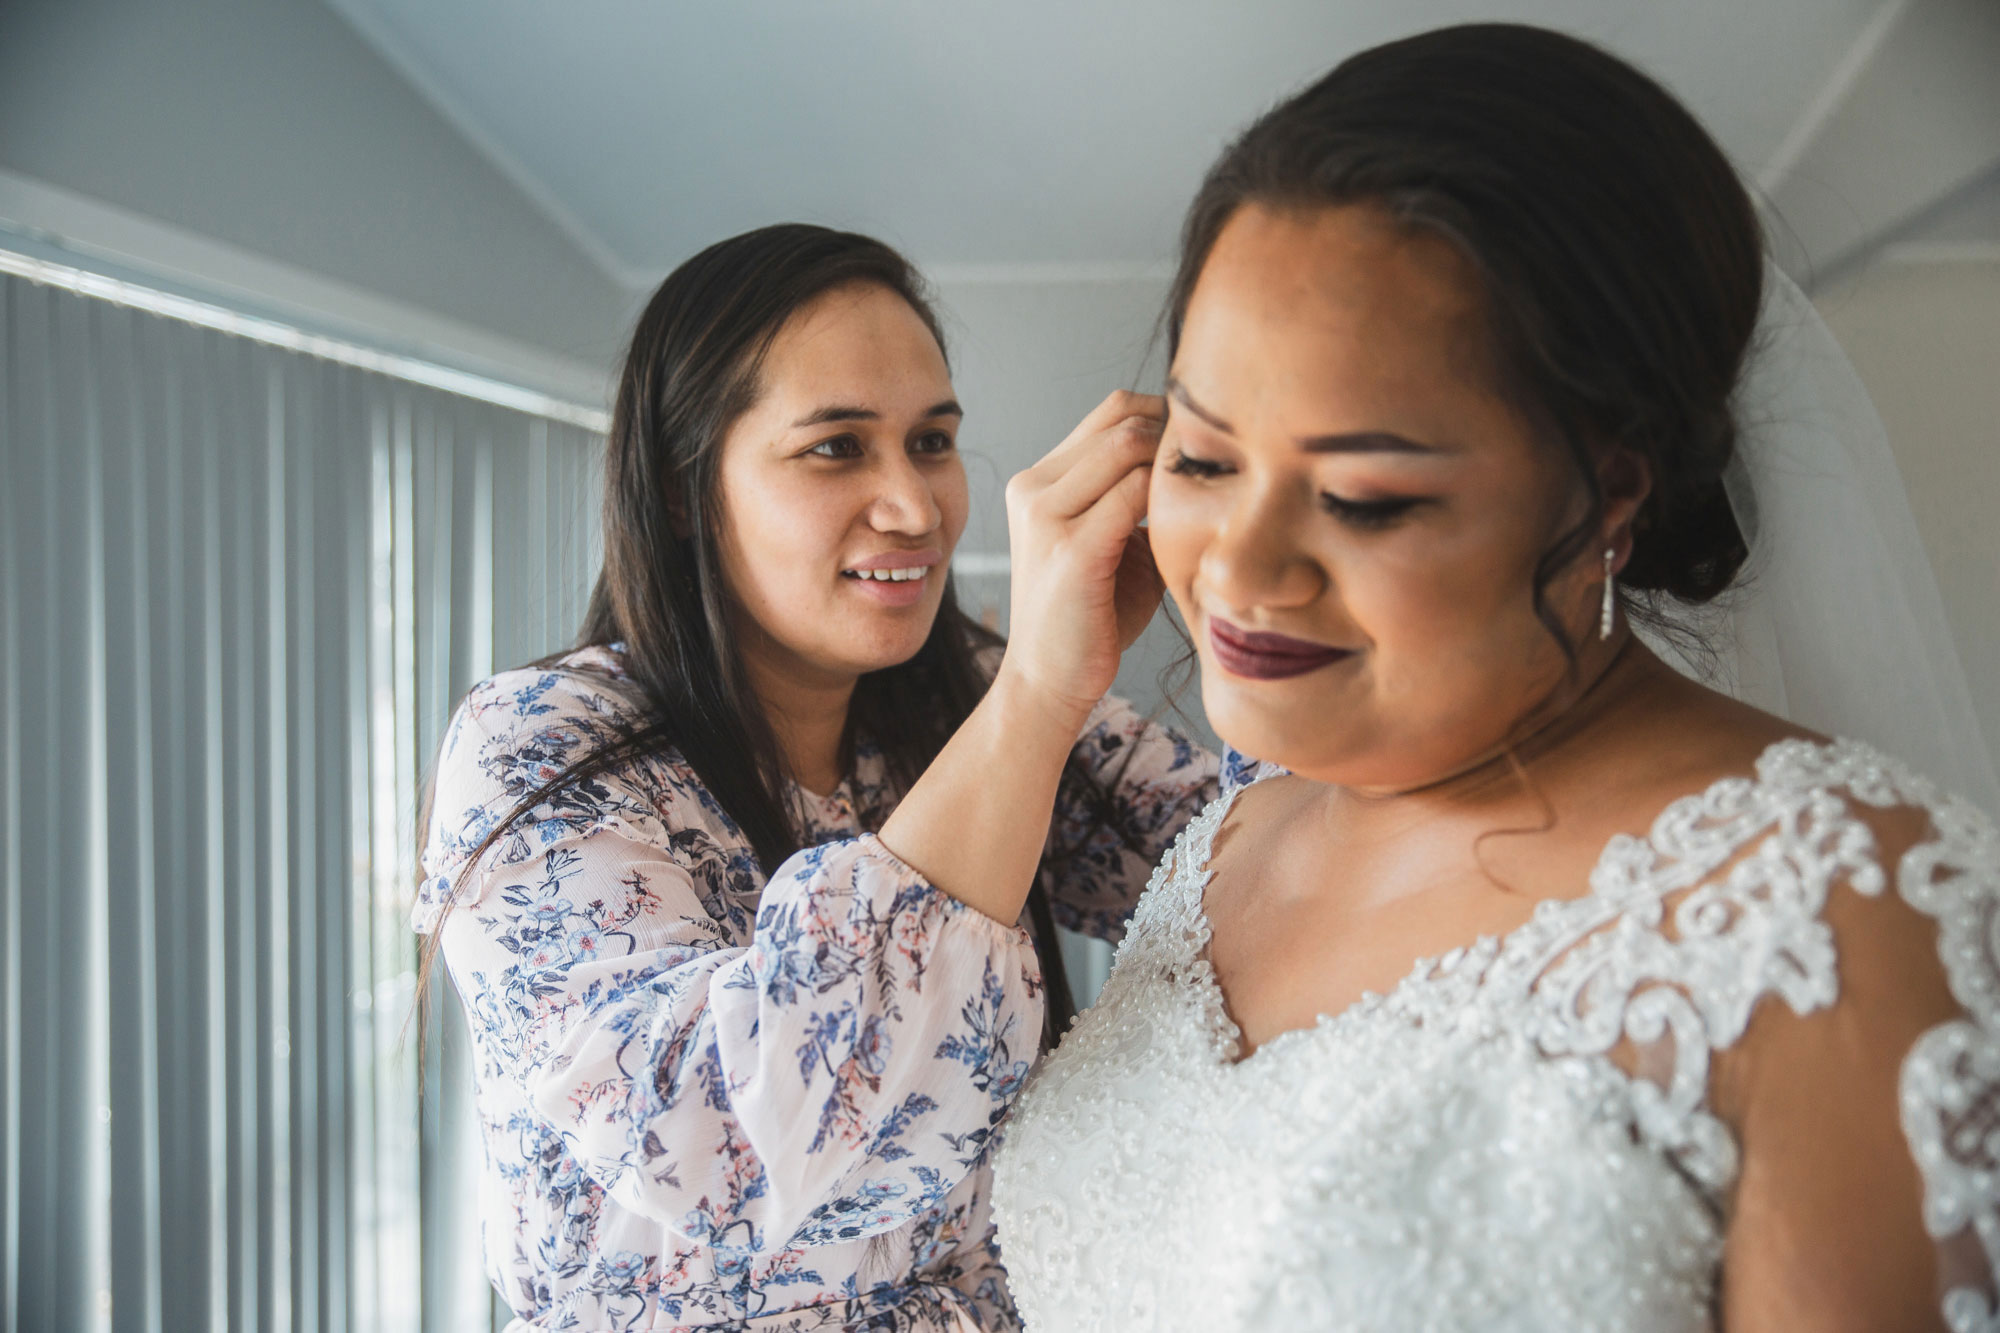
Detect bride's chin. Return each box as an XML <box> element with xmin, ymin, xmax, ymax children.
<box><xmin>1202</xmin><ymin>681</ymin><xmax>1340</xmax><ymax>774</ymax></box>
<box><xmin>1202</xmin><ymin>687</ymin><xmax>1461</xmax><ymax>791</ymax></box>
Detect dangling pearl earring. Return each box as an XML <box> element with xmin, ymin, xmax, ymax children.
<box><xmin>1599</xmin><ymin>548</ymin><xmax>1617</xmax><ymax>641</ymax></box>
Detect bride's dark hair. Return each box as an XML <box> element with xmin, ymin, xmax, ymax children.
<box><xmin>1167</xmin><ymin>22</ymin><xmax>1763</xmax><ymax>656</ymax></box>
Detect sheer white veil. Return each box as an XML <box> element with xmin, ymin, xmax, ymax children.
<box><xmin>1642</xmin><ymin>262</ymin><xmax>2000</xmax><ymax>816</ymax></box>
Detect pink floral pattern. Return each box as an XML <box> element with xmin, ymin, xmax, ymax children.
<box><xmin>417</xmin><ymin>646</ymin><xmax>1217</xmax><ymax>1330</ymax></box>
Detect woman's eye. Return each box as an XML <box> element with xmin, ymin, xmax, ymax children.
<box><xmin>1165</xmin><ymin>449</ymin><xmax>1231</xmax><ymax>479</ymax></box>
<box><xmin>1319</xmin><ymin>493</ymin><xmax>1422</xmax><ymax>528</ymax></box>
<box><xmin>910</xmin><ymin>431</ymin><xmax>956</xmax><ymax>456</ymax></box>
<box><xmin>807</xmin><ymin>434</ymin><xmax>863</xmax><ymax>460</ymax></box>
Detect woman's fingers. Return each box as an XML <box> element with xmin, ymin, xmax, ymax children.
<box><xmin>994</xmin><ymin>393</ymin><xmax>1169</xmax><ymax>717</ymax></box>
<box><xmin>1074</xmin><ymin>465</ymin><xmax>1156</xmax><ymax>591</ymax></box>
<box><xmin>1029</xmin><ymin>417</ymin><xmax>1161</xmax><ymax>521</ymax></box>
<box><xmin>1111</xmin><ymin>528</ymin><xmax>1167</xmax><ymax>651</ymax></box>
<box><xmin>1016</xmin><ymin>391</ymin><xmax>1165</xmax><ymax>492</ymax></box>
<box><xmin>1074</xmin><ymin>457</ymin><xmax>1153</xmax><ymax>544</ymax></box>
<box><xmin>1056</xmin><ymin>390</ymin><xmax>1167</xmax><ymax>458</ymax></box>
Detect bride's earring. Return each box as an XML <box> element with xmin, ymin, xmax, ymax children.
<box><xmin>1599</xmin><ymin>548</ymin><xmax>1617</xmax><ymax>641</ymax></box>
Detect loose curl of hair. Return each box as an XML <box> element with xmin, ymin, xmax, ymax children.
<box><xmin>1167</xmin><ymin>23</ymin><xmax>1763</xmax><ymax>655</ymax></box>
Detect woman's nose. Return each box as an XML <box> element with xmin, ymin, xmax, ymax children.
<box><xmin>868</xmin><ymin>453</ymin><xmax>943</xmax><ymax>535</ymax></box>
<box><xmin>1197</xmin><ymin>489</ymin><xmax>1326</xmax><ymax>611</ymax></box>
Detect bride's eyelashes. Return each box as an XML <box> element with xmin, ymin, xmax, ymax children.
<box><xmin>1317</xmin><ymin>493</ymin><xmax>1423</xmax><ymax>529</ymax></box>
<box><xmin>1163</xmin><ymin>448</ymin><xmax>1230</xmax><ymax>479</ymax></box>
<box><xmin>1164</xmin><ymin>448</ymin><xmax>1428</xmax><ymax>529</ymax></box>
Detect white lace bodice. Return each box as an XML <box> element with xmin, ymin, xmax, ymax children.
<box><xmin>990</xmin><ymin>739</ymin><xmax>2000</xmax><ymax>1332</ymax></box>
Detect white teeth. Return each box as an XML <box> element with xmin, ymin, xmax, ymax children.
<box><xmin>848</xmin><ymin>567</ymin><xmax>925</xmax><ymax>582</ymax></box>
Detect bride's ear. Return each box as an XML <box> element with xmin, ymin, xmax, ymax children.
<box><xmin>1595</xmin><ymin>445</ymin><xmax>1651</xmax><ymax>572</ymax></box>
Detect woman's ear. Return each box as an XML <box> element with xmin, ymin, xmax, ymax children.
<box><xmin>1597</xmin><ymin>446</ymin><xmax>1651</xmax><ymax>572</ymax></box>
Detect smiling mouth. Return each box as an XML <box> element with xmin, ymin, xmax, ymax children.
<box><xmin>841</xmin><ymin>549</ymin><xmax>942</xmax><ymax>583</ymax></box>
<box><xmin>840</xmin><ymin>567</ymin><xmax>928</xmax><ymax>583</ymax></box>
<box><xmin>1207</xmin><ymin>617</ymin><xmax>1354</xmax><ymax>680</ymax></box>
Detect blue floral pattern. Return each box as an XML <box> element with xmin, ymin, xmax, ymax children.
<box><xmin>417</xmin><ymin>645</ymin><xmax>1217</xmax><ymax>1330</ymax></box>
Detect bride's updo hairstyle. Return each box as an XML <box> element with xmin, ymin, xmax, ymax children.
<box><xmin>1167</xmin><ymin>22</ymin><xmax>1760</xmax><ymax>653</ymax></box>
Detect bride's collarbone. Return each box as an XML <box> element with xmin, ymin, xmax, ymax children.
<box><xmin>1199</xmin><ymin>796</ymin><xmax>1528</xmax><ymax>1056</ymax></box>
<box><xmin>1199</xmin><ymin>849</ymin><xmax>1553</xmax><ymax>1056</ymax></box>
<box><xmin>1193</xmin><ymin>697</ymin><xmax>1825</xmax><ymax>1057</ymax></box>
<box><xmin>1196</xmin><ymin>757</ymin><xmax>1734</xmax><ymax>1057</ymax></box>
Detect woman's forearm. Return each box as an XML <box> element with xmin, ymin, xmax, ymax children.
<box><xmin>883</xmin><ymin>391</ymin><xmax>1169</xmax><ymax>927</ymax></box>
<box><xmin>876</xmin><ymin>666</ymin><xmax>1089</xmax><ymax>926</ymax></box>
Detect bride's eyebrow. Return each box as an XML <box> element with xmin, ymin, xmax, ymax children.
<box><xmin>1300</xmin><ymin>432</ymin><xmax>1451</xmax><ymax>456</ymax></box>
<box><xmin>1166</xmin><ymin>376</ymin><xmax>1234</xmax><ymax>433</ymax></box>
<box><xmin>1166</xmin><ymin>376</ymin><xmax>1452</xmax><ymax>455</ymax></box>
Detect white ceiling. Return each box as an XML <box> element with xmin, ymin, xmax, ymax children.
<box><xmin>325</xmin><ymin>0</ymin><xmax>1885</xmax><ymax>289</ymax></box>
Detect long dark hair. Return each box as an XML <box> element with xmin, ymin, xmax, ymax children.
<box><xmin>419</xmin><ymin>223</ymin><xmax>1115</xmax><ymax>1047</ymax></box>
<box><xmin>1168</xmin><ymin>24</ymin><xmax>1763</xmax><ymax>654</ymax></box>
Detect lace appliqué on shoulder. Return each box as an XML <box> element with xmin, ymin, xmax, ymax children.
<box><xmin>1849</xmin><ymin>750</ymin><xmax>2000</xmax><ymax>1332</ymax></box>
<box><xmin>1501</xmin><ymin>738</ymin><xmax>2000</xmax><ymax>1330</ymax></box>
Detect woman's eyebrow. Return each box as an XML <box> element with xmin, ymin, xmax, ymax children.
<box><xmin>791</xmin><ymin>400</ymin><xmax>963</xmax><ymax>429</ymax></box>
<box><xmin>1167</xmin><ymin>376</ymin><xmax>1449</xmax><ymax>454</ymax></box>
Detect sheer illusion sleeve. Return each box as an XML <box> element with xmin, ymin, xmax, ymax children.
<box><xmin>418</xmin><ymin>669</ymin><xmax>1045</xmax><ymax>1258</ymax></box>
<box><xmin>1719</xmin><ymin>779</ymin><xmax>2000</xmax><ymax>1332</ymax></box>
<box><xmin>1040</xmin><ymin>691</ymin><xmax>1222</xmax><ymax>944</ymax></box>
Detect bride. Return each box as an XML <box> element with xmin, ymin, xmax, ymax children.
<box><xmin>991</xmin><ymin>22</ymin><xmax>2000</xmax><ymax>1332</ymax></box>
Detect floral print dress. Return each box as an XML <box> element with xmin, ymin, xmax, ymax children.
<box><xmin>415</xmin><ymin>645</ymin><xmax>1221</xmax><ymax>1332</ymax></box>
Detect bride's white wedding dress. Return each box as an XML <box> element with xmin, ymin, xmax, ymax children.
<box><xmin>991</xmin><ymin>738</ymin><xmax>2000</xmax><ymax>1331</ymax></box>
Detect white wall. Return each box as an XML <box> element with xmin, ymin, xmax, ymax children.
<box><xmin>1820</xmin><ymin>256</ymin><xmax>2000</xmax><ymax>777</ymax></box>
<box><xmin>0</xmin><ymin>0</ymin><xmax>634</xmax><ymax>374</ymax></box>
<box><xmin>1766</xmin><ymin>0</ymin><xmax>2000</xmax><ymax>287</ymax></box>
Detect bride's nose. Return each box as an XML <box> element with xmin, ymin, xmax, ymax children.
<box><xmin>1197</xmin><ymin>487</ymin><xmax>1326</xmax><ymax>612</ymax></box>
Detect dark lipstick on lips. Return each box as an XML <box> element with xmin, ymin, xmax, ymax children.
<box><xmin>1207</xmin><ymin>617</ymin><xmax>1352</xmax><ymax>680</ymax></box>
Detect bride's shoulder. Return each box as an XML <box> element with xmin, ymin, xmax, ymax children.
<box><xmin>1639</xmin><ymin>722</ymin><xmax>1997</xmax><ymax>1127</ymax></box>
<box><xmin>1615</xmin><ymin>706</ymin><xmax>1994</xmax><ymax>929</ymax></box>
<box><xmin>1565</xmin><ymin>685</ymin><xmax>1996</xmax><ymax>1071</ymax></box>
<box><xmin>1621</xmin><ymin>679</ymin><xmax>1989</xmax><ymax>879</ymax></box>
<box><xmin>1605</xmin><ymin>671</ymin><xmax>1814</xmax><ymax>791</ymax></box>
<box><xmin>1736</xmin><ymin>735</ymin><xmax>1997</xmax><ymax>987</ymax></box>
<box><xmin>1686</xmin><ymin>735</ymin><xmax>1997</xmax><ymax>1324</ymax></box>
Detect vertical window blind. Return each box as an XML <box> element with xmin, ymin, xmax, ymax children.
<box><xmin>0</xmin><ymin>264</ymin><xmax>604</xmax><ymax>1332</ymax></box>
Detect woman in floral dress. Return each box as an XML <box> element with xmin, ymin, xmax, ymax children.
<box><xmin>415</xmin><ymin>225</ymin><xmax>1220</xmax><ymax>1331</ymax></box>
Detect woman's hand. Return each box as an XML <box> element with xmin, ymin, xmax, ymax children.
<box><xmin>878</xmin><ymin>392</ymin><xmax>1164</xmax><ymax>926</ymax></box>
<box><xmin>998</xmin><ymin>391</ymin><xmax>1167</xmax><ymax>722</ymax></box>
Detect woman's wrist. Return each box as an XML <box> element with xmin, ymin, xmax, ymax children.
<box><xmin>875</xmin><ymin>663</ymin><xmax>1091</xmax><ymax>925</ymax></box>
<box><xmin>987</xmin><ymin>655</ymin><xmax>1101</xmax><ymax>745</ymax></box>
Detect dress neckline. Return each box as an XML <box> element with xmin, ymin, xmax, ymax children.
<box><xmin>1181</xmin><ymin>734</ymin><xmax>1854</xmax><ymax>1071</ymax></box>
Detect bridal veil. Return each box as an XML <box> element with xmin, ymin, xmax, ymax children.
<box><xmin>1645</xmin><ymin>262</ymin><xmax>2000</xmax><ymax>816</ymax></box>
